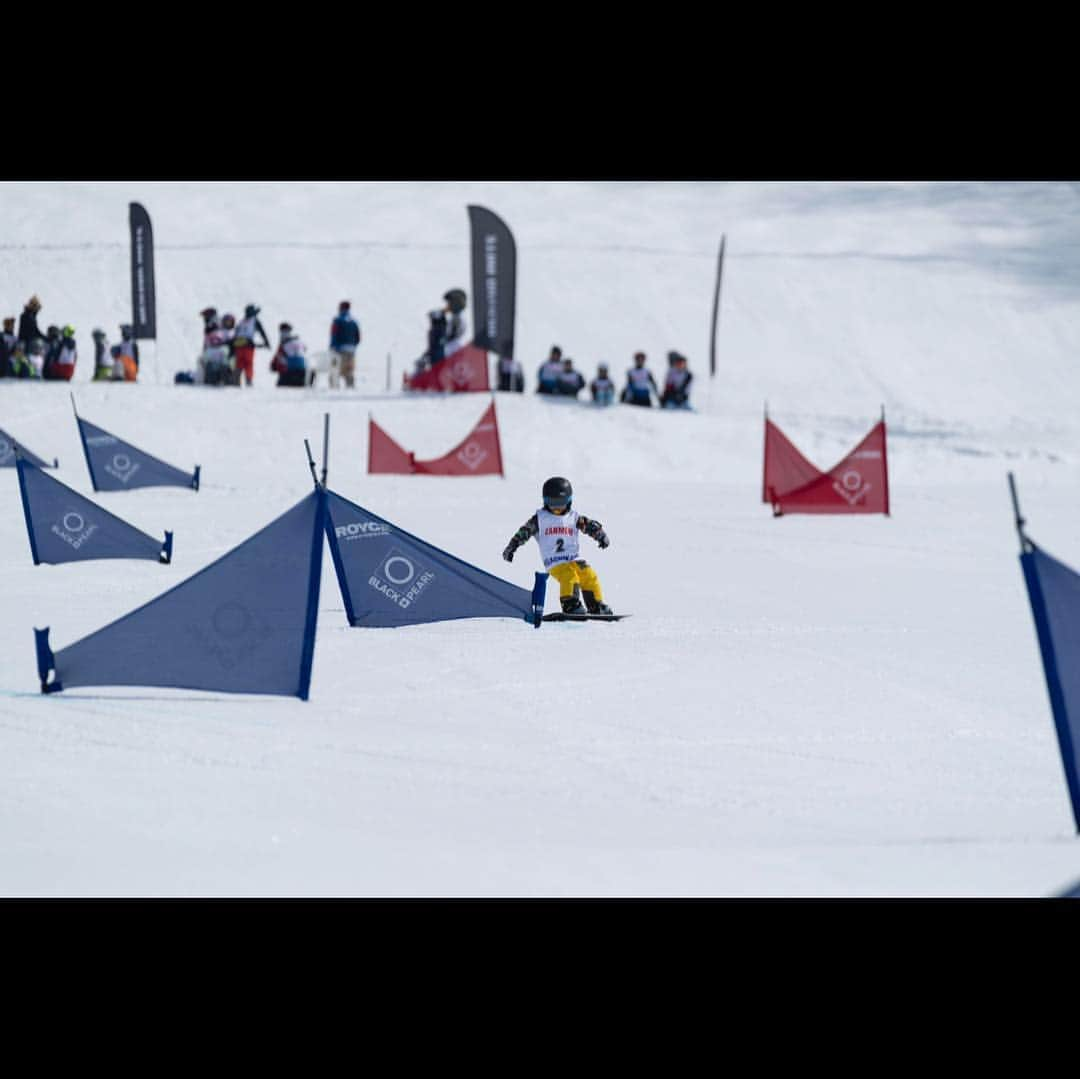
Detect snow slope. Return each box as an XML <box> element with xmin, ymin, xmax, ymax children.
<box><xmin>2</xmin><ymin>180</ymin><xmax>1080</xmax><ymax>897</ymax></box>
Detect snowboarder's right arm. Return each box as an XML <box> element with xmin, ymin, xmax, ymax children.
<box><xmin>502</xmin><ymin>514</ymin><xmax>539</xmax><ymax>561</ymax></box>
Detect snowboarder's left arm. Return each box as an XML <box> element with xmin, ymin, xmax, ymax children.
<box><xmin>577</xmin><ymin>515</ymin><xmax>610</xmax><ymax>548</ymax></box>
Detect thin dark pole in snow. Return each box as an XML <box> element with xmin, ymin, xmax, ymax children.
<box><xmin>1009</xmin><ymin>473</ymin><xmax>1033</xmax><ymax>553</ymax></box>
<box><xmin>709</xmin><ymin>234</ymin><xmax>725</xmax><ymax>379</ymax></box>
<box><xmin>321</xmin><ymin>413</ymin><xmax>329</xmax><ymax>488</ymax></box>
<box><xmin>304</xmin><ymin>439</ymin><xmax>320</xmax><ymax>489</ymax></box>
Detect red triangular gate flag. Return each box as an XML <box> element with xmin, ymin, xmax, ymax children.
<box><xmin>772</xmin><ymin>420</ymin><xmax>889</xmax><ymax>515</ymax></box>
<box><xmin>369</xmin><ymin>402</ymin><xmax>504</xmax><ymax>477</ymax></box>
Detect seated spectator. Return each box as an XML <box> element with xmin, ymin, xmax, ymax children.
<box><xmin>0</xmin><ymin>317</ymin><xmax>15</xmax><ymax>377</ymax></box>
<box><xmin>26</xmin><ymin>338</ymin><xmax>45</xmax><ymax>378</ymax></box>
<box><xmin>660</xmin><ymin>351</ymin><xmax>693</xmax><ymax>409</ymax></box>
<box><xmin>497</xmin><ymin>353</ymin><xmax>524</xmax><ymax>392</ymax></box>
<box><xmin>91</xmin><ymin>329</ymin><xmax>112</xmax><ymax>381</ymax></box>
<box><xmin>270</xmin><ymin>322</ymin><xmax>308</xmax><ymax>387</ymax></box>
<box><xmin>556</xmin><ymin>357</ymin><xmax>585</xmax><ymax>398</ymax></box>
<box><xmin>537</xmin><ymin>346</ymin><xmax>563</xmax><ymax>394</ymax></box>
<box><xmin>41</xmin><ymin>325</ymin><xmax>62</xmax><ymax>377</ymax></box>
<box><xmin>591</xmin><ymin>363</ymin><xmax>616</xmax><ymax>406</ymax></box>
<box><xmin>620</xmin><ymin>351</ymin><xmax>658</xmax><ymax>407</ymax></box>
<box><xmin>8</xmin><ymin>341</ymin><xmax>34</xmax><ymax>378</ymax></box>
<box><xmin>111</xmin><ymin>343</ymin><xmax>137</xmax><ymax>381</ymax></box>
<box><xmin>43</xmin><ymin>325</ymin><xmax>77</xmax><ymax>381</ymax></box>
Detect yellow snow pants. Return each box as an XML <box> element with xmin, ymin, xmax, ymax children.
<box><xmin>549</xmin><ymin>560</ymin><xmax>604</xmax><ymax>601</ymax></box>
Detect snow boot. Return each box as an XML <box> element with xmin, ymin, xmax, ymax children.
<box><xmin>561</xmin><ymin>589</ymin><xmax>588</xmax><ymax>615</ymax></box>
<box><xmin>582</xmin><ymin>590</ymin><xmax>613</xmax><ymax>615</ymax></box>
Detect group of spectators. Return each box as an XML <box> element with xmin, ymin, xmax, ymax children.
<box><xmin>523</xmin><ymin>346</ymin><xmax>692</xmax><ymax>408</ymax></box>
<box><xmin>0</xmin><ymin>295</ymin><xmax>138</xmax><ymax>382</ymax></box>
<box><xmin>177</xmin><ymin>301</ymin><xmax>362</xmax><ymax>389</ymax></box>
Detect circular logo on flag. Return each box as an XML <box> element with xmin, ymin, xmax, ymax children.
<box><xmin>382</xmin><ymin>555</ymin><xmax>416</xmax><ymax>586</ymax></box>
<box><xmin>63</xmin><ymin>512</ymin><xmax>86</xmax><ymax>534</ymax></box>
<box><xmin>841</xmin><ymin>469</ymin><xmax>862</xmax><ymax>491</ymax></box>
<box><xmin>113</xmin><ymin>454</ymin><xmax>131</xmax><ymax>472</ymax></box>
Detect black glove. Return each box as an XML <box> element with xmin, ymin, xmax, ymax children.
<box><xmin>597</xmin><ymin>532</ymin><xmax>610</xmax><ymax>549</ymax></box>
<box><xmin>502</xmin><ymin>544</ymin><xmax>515</xmax><ymax>562</ymax></box>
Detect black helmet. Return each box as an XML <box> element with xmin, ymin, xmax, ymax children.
<box><xmin>244</xmin><ymin>304</ymin><xmax>259</xmax><ymax>318</ymax></box>
<box><xmin>443</xmin><ymin>288</ymin><xmax>467</xmax><ymax>314</ymax></box>
<box><xmin>46</xmin><ymin>324</ymin><xmax>59</xmax><ymax>337</ymax></box>
<box><xmin>542</xmin><ymin>476</ymin><xmax>573</xmax><ymax>514</ymax></box>
<box><xmin>279</xmin><ymin>322</ymin><xmax>293</xmax><ymax>334</ymax></box>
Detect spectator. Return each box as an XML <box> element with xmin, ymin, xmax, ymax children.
<box><xmin>621</xmin><ymin>351</ymin><xmax>658</xmax><ymax>407</ymax></box>
<box><xmin>17</xmin><ymin>295</ymin><xmax>45</xmax><ymax>353</ymax></box>
<box><xmin>112</xmin><ymin>343</ymin><xmax>137</xmax><ymax>381</ymax></box>
<box><xmin>233</xmin><ymin>303</ymin><xmax>270</xmax><ymax>387</ymax></box>
<box><xmin>590</xmin><ymin>363</ymin><xmax>615</xmax><ymax>406</ymax></box>
<box><xmin>118</xmin><ymin>323</ymin><xmax>140</xmax><ymax>376</ymax></box>
<box><xmin>26</xmin><ymin>338</ymin><xmax>45</xmax><ymax>378</ymax></box>
<box><xmin>41</xmin><ymin>325</ymin><xmax>62</xmax><ymax>377</ymax></box>
<box><xmin>496</xmin><ymin>353</ymin><xmax>525</xmax><ymax>392</ymax></box>
<box><xmin>43</xmin><ymin>325</ymin><xmax>77</xmax><ymax>381</ymax></box>
<box><xmin>9</xmin><ymin>341</ymin><xmax>34</xmax><ymax>379</ymax></box>
<box><xmin>270</xmin><ymin>322</ymin><xmax>308</xmax><ymax>387</ymax></box>
<box><xmin>442</xmin><ymin>288</ymin><xmax>468</xmax><ymax>358</ymax></box>
<box><xmin>329</xmin><ymin>300</ymin><xmax>361</xmax><ymax>389</ymax></box>
<box><xmin>660</xmin><ymin>351</ymin><xmax>693</xmax><ymax>409</ymax></box>
<box><xmin>199</xmin><ymin>313</ymin><xmax>231</xmax><ymax>386</ymax></box>
<box><xmin>220</xmin><ymin>313</ymin><xmax>238</xmax><ymax>385</ymax></box>
<box><xmin>416</xmin><ymin>308</ymin><xmax>448</xmax><ymax>373</ymax></box>
<box><xmin>537</xmin><ymin>346</ymin><xmax>564</xmax><ymax>394</ymax></box>
<box><xmin>91</xmin><ymin>328</ymin><xmax>112</xmax><ymax>381</ymax></box>
<box><xmin>0</xmin><ymin>317</ymin><xmax>15</xmax><ymax>377</ymax></box>
<box><xmin>556</xmin><ymin>357</ymin><xmax>585</xmax><ymax>399</ymax></box>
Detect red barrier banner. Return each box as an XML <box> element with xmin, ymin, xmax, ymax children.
<box><xmin>369</xmin><ymin>401</ymin><xmax>504</xmax><ymax>477</ymax></box>
<box><xmin>403</xmin><ymin>344</ymin><xmax>491</xmax><ymax>393</ymax></box>
<box><xmin>765</xmin><ymin>418</ymin><xmax>889</xmax><ymax>516</ymax></box>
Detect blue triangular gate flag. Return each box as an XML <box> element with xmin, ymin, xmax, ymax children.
<box><xmin>324</xmin><ymin>488</ymin><xmax>546</xmax><ymax>628</ymax></box>
<box><xmin>1020</xmin><ymin>543</ymin><xmax>1080</xmax><ymax>832</ymax></box>
<box><xmin>0</xmin><ymin>427</ymin><xmax>57</xmax><ymax>469</ymax></box>
<box><xmin>74</xmin><ymin>409</ymin><xmax>199</xmax><ymax>492</ymax></box>
<box><xmin>16</xmin><ymin>455</ymin><xmax>172</xmax><ymax>565</ymax></box>
<box><xmin>35</xmin><ymin>490</ymin><xmax>325</xmax><ymax>699</ymax></box>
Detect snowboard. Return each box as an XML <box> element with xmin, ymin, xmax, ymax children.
<box><xmin>542</xmin><ymin>612</ymin><xmax>630</xmax><ymax>623</ymax></box>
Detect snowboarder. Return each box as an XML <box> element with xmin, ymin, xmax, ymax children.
<box><xmin>537</xmin><ymin>346</ymin><xmax>564</xmax><ymax>394</ymax></box>
<box><xmin>591</xmin><ymin>363</ymin><xmax>615</xmax><ymax>405</ymax></box>
<box><xmin>621</xmin><ymin>351</ymin><xmax>658</xmax><ymax>407</ymax></box>
<box><xmin>556</xmin><ymin>357</ymin><xmax>585</xmax><ymax>398</ymax></box>
<box><xmin>660</xmin><ymin>350</ymin><xmax>693</xmax><ymax>409</ymax></box>
<box><xmin>118</xmin><ymin>323</ymin><xmax>140</xmax><ymax>378</ymax></box>
<box><xmin>43</xmin><ymin>325</ymin><xmax>77</xmax><ymax>381</ymax></box>
<box><xmin>496</xmin><ymin>353</ymin><xmax>524</xmax><ymax>392</ymax></box>
<box><xmin>502</xmin><ymin>476</ymin><xmax>614</xmax><ymax>615</ymax></box>
<box><xmin>270</xmin><ymin>322</ymin><xmax>308</xmax><ymax>387</ymax></box>
<box><xmin>233</xmin><ymin>304</ymin><xmax>271</xmax><ymax>387</ymax></box>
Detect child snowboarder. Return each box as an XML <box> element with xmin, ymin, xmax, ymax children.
<box><xmin>502</xmin><ymin>476</ymin><xmax>614</xmax><ymax>615</ymax></box>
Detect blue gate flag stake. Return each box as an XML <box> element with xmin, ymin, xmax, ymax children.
<box><xmin>72</xmin><ymin>399</ymin><xmax>199</xmax><ymax>492</ymax></box>
<box><xmin>35</xmin><ymin>490</ymin><xmax>325</xmax><ymax>699</ymax></box>
<box><xmin>0</xmin><ymin>427</ymin><xmax>57</xmax><ymax>469</ymax></box>
<box><xmin>1012</xmin><ymin>472</ymin><xmax>1080</xmax><ymax>832</ymax></box>
<box><xmin>16</xmin><ymin>454</ymin><xmax>172</xmax><ymax>565</ymax></box>
<box><xmin>324</xmin><ymin>488</ymin><xmax>545</xmax><ymax>628</ymax></box>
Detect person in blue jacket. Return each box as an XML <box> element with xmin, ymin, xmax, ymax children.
<box><xmin>329</xmin><ymin>300</ymin><xmax>361</xmax><ymax>388</ymax></box>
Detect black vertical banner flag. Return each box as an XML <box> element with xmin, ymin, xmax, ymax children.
<box><xmin>467</xmin><ymin>205</ymin><xmax>516</xmax><ymax>358</ymax></box>
<box><xmin>129</xmin><ymin>202</ymin><xmax>156</xmax><ymax>340</ymax></box>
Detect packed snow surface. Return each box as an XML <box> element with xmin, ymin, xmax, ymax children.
<box><xmin>3</xmin><ymin>180</ymin><xmax>1080</xmax><ymax>897</ymax></box>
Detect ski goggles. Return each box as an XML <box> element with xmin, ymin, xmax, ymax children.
<box><xmin>544</xmin><ymin>497</ymin><xmax>571</xmax><ymax>512</ymax></box>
